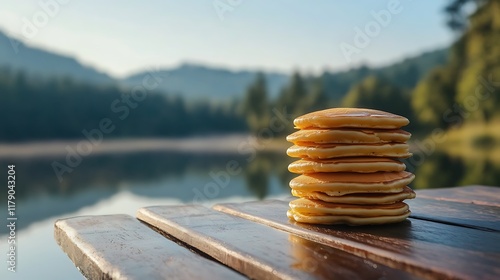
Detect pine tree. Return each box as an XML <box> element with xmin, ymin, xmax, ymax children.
<box><xmin>305</xmin><ymin>76</ymin><xmax>329</xmax><ymax>112</ymax></box>
<box><xmin>276</xmin><ymin>71</ymin><xmax>307</xmax><ymax>117</ymax></box>
<box><xmin>241</xmin><ymin>72</ymin><xmax>269</xmax><ymax>133</ymax></box>
<box><xmin>342</xmin><ymin>76</ymin><xmax>411</xmax><ymax>120</ymax></box>
<box><xmin>411</xmin><ymin>0</ymin><xmax>499</xmax><ymax>129</ymax></box>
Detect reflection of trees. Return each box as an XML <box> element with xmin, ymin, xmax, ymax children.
<box><xmin>412</xmin><ymin>152</ymin><xmax>465</xmax><ymax>189</ymax></box>
<box><xmin>0</xmin><ymin>151</ymin><xmax>248</xmax><ymax>202</ymax></box>
<box><xmin>0</xmin><ymin>150</ymin><xmax>295</xmax><ymax>203</ymax></box>
<box><xmin>0</xmin><ymin>150</ymin><xmax>295</xmax><ymax>233</ymax></box>
<box><xmin>244</xmin><ymin>157</ymin><xmax>270</xmax><ymax>199</ymax></box>
<box><xmin>412</xmin><ymin>151</ymin><xmax>500</xmax><ymax>189</ymax></box>
<box><xmin>243</xmin><ymin>152</ymin><xmax>294</xmax><ymax>199</ymax></box>
<box><xmin>3</xmin><ymin>147</ymin><xmax>499</xmax><ymax>233</ymax></box>
<box><xmin>459</xmin><ymin>156</ymin><xmax>500</xmax><ymax>187</ymax></box>
<box><xmin>5</xmin><ymin>148</ymin><xmax>498</xmax><ymax>201</ymax></box>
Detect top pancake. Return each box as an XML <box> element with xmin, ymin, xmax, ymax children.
<box><xmin>294</xmin><ymin>108</ymin><xmax>409</xmax><ymax>129</ymax></box>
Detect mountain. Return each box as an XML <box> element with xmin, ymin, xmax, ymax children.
<box><xmin>123</xmin><ymin>48</ymin><xmax>447</xmax><ymax>102</ymax></box>
<box><xmin>377</xmin><ymin>48</ymin><xmax>449</xmax><ymax>87</ymax></box>
<box><xmin>0</xmin><ymin>29</ymin><xmax>448</xmax><ymax>102</ymax></box>
<box><xmin>322</xmin><ymin>48</ymin><xmax>448</xmax><ymax>101</ymax></box>
<box><xmin>0</xmin><ymin>30</ymin><xmax>113</xmax><ymax>84</ymax></box>
<box><xmin>122</xmin><ymin>63</ymin><xmax>289</xmax><ymax>100</ymax></box>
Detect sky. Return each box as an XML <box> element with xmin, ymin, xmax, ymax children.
<box><xmin>0</xmin><ymin>0</ymin><xmax>455</xmax><ymax>78</ymax></box>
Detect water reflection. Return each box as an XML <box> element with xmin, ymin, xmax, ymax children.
<box><xmin>407</xmin><ymin>152</ymin><xmax>467</xmax><ymax>189</ymax></box>
<box><xmin>0</xmin><ymin>151</ymin><xmax>294</xmax><ymax>199</ymax></box>
<box><xmin>406</xmin><ymin>150</ymin><xmax>500</xmax><ymax>189</ymax></box>
<box><xmin>1</xmin><ymin>147</ymin><xmax>499</xmax><ymax>234</ymax></box>
<box><xmin>245</xmin><ymin>155</ymin><xmax>295</xmax><ymax>199</ymax></box>
<box><xmin>0</xmin><ymin>150</ymin><xmax>293</xmax><ymax>233</ymax></box>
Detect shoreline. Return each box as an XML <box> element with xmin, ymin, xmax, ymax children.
<box><xmin>0</xmin><ymin>135</ymin><xmax>288</xmax><ymax>159</ymax></box>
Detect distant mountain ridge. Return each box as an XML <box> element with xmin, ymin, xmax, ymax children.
<box><xmin>322</xmin><ymin>48</ymin><xmax>448</xmax><ymax>100</ymax></box>
<box><xmin>122</xmin><ymin>63</ymin><xmax>289</xmax><ymax>100</ymax></box>
<box><xmin>0</xmin><ymin>31</ymin><xmax>113</xmax><ymax>84</ymax></box>
<box><xmin>0</xmin><ymin>30</ymin><xmax>448</xmax><ymax>102</ymax></box>
<box><xmin>124</xmin><ymin>49</ymin><xmax>448</xmax><ymax>102</ymax></box>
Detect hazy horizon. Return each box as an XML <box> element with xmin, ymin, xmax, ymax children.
<box><xmin>0</xmin><ymin>0</ymin><xmax>454</xmax><ymax>78</ymax></box>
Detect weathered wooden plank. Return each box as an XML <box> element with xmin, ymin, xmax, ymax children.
<box><xmin>214</xmin><ymin>200</ymin><xmax>500</xmax><ymax>280</ymax></box>
<box><xmin>137</xmin><ymin>205</ymin><xmax>418</xmax><ymax>280</ymax></box>
<box><xmin>407</xmin><ymin>197</ymin><xmax>500</xmax><ymax>232</ymax></box>
<box><xmin>416</xmin><ymin>185</ymin><xmax>500</xmax><ymax>207</ymax></box>
<box><xmin>54</xmin><ymin>214</ymin><xmax>243</xmax><ymax>280</ymax></box>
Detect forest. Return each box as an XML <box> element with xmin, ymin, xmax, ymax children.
<box><xmin>0</xmin><ymin>69</ymin><xmax>246</xmax><ymax>141</ymax></box>
<box><xmin>243</xmin><ymin>0</ymin><xmax>500</xmax><ymax>141</ymax></box>
<box><xmin>0</xmin><ymin>0</ymin><xmax>498</xmax><ymax>143</ymax></box>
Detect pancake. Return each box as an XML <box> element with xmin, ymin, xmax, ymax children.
<box><xmin>289</xmin><ymin>171</ymin><xmax>415</xmax><ymax>196</ymax></box>
<box><xmin>288</xmin><ymin>157</ymin><xmax>406</xmax><ymax>174</ymax></box>
<box><xmin>290</xmin><ymin>198</ymin><xmax>409</xmax><ymax>217</ymax></box>
<box><xmin>287</xmin><ymin>143</ymin><xmax>412</xmax><ymax>159</ymax></box>
<box><xmin>287</xmin><ymin>128</ymin><xmax>410</xmax><ymax>145</ymax></box>
<box><xmin>291</xmin><ymin>186</ymin><xmax>416</xmax><ymax>204</ymax></box>
<box><xmin>293</xmin><ymin>108</ymin><xmax>409</xmax><ymax>129</ymax></box>
<box><xmin>287</xmin><ymin>209</ymin><xmax>410</xmax><ymax>225</ymax></box>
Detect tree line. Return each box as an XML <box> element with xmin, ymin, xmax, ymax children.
<box><xmin>1</xmin><ymin>0</ymin><xmax>497</xmax><ymax>142</ymax></box>
<box><xmin>242</xmin><ymin>0</ymin><xmax>499</xmax><ymax>136</ymax></box>
<box><xmin>0</xmin><ymin>68</ymin><xmax>246</xmax><ymax>142</ymax></box>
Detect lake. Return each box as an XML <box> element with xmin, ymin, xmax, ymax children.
<box><xmin>1</xmin><ymin>139</ymin><xmax>499</xmax><ymax>279</ymax></box>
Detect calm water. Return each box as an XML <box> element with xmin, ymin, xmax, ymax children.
<box><xmin>1</xmin><ymin>146</ymin><xmax>499</xmax><ymax>279</ymax></box>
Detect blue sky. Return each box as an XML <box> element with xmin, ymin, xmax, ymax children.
<box><xmin>0</xmin><ymin>0</ymin><xmax>455</xmax><ymax>77</ymax></box>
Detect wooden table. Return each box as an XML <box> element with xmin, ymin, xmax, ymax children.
<box><xmin>55</xmin><ymin>185</ymin><xmax>500</xmax><ymax>279</ymax></box>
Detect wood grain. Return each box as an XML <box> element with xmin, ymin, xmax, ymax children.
<box><xmin>407</xmin><ymin>197</ymin><xmax>500</xmax><ymax>232</ymax></box>
<box><xmin>214</xmin><ymin>200</ymin><xmax>500</xmax><ymax>280</ymax></box>
<box><xmin>54</xmin><ymin>214</ymin><xmax>243</xmax><ymax>280</ymax></box>
<box><xmin>416</xmin><ymin>185</ymin><xmax>500</xmax><ymax>207</ymax></box>
<box><xmin>137</xmin><ymin>205</ymin><xmax>417</xmax><ymax>280</ymax></box>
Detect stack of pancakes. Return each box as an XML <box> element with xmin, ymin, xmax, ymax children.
<box><xmin>286</xmin><ymin>108</ymin><xmax>416</xmax><ymax>225</ymax></box>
